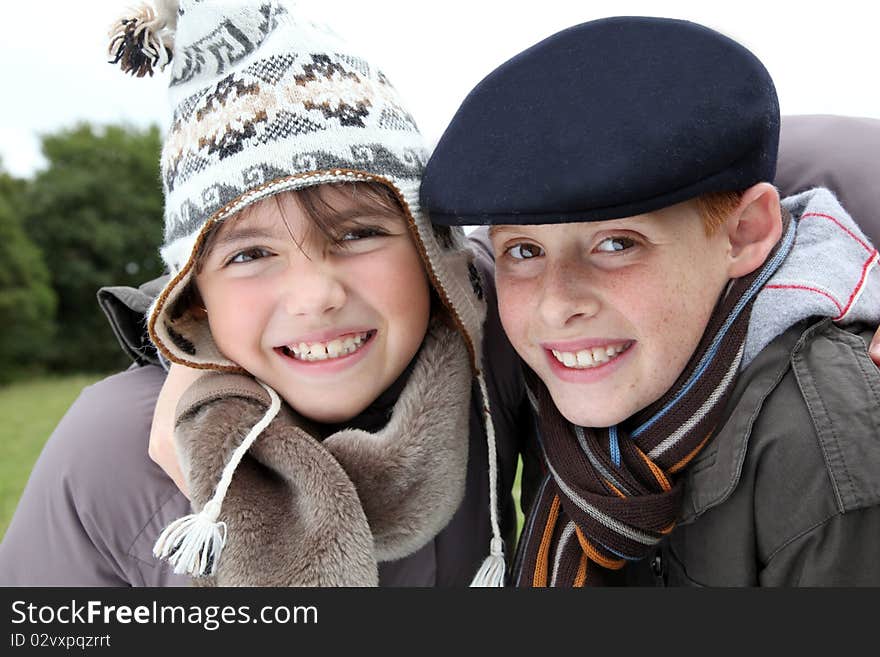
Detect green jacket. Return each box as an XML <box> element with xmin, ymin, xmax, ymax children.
<box><xmin>625</xmin><ymin>319</ymin><xmax>880</xmax><ymax>586</ymax></box>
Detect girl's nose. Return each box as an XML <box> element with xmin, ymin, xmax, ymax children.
<box><xmin>280</xmin><ymin>254</ymin><xmax>347</xmax><ymax>317</ymax></box>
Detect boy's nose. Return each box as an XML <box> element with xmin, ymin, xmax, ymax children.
<box><xmin>536</xmin><ymin>260</ymin><xmax>600</xmax><ymax>327</ymax></box>
<box><xmin>280</xmin><ymin>256</ymin><xmax>347</xmax><ymax>317</ymax></box>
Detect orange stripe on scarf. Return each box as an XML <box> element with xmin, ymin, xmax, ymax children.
<box><xmin>635</xmin><ymin>447</ymin><xmax>679</xmax><ymax>534</ymax></box>
<box><xmin>669</xmin><ymin>428</ymin><xmax>714</xmax><ymax>474</ymax></box>
<box><xmin>604</xmin><ymin>478</ymin><xmax>626</xmax><ymax>499</ymax></box>
<box><xmin>575</xmin><ymin>527</ymin><xmax>626</xmax><ymax>570</ymax></box>
<box><xmin>574</xmin><ymin>553</ymin><xmax>588</xmax><ymax>587</ymax></box>
<box><xmin>533</xmin><ymin>494</ymin><xmax>561</xmax><ymax>587</ymax></box>
<box><xmin>635</xmin><ymin>447</ymin><xmax>671</xmax><ymax>491</ymax></box>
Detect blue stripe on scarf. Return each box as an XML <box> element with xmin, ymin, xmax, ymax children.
<box><xmin>609</xmin><ymin>425</ymin><xmax>621</xmax><ymax>467</ymax></box>
<box><xmin>575</xmin><ymin>426</ymin><xmax>632</xmax><ymax>496</ymax></box>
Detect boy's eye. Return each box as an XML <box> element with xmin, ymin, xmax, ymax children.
<box><xmin>595</xmin><ymin>236</ymin><xmax>636</xmax><ymax>253</ymax></box>
<box><xmin>228</xmin><ymin>247</ymin><xmax>271</xmax><ymax>264</ymax></box>
<box><xmin>506</xmin><ymin>243</ymin><xmax>544</xmax><ymax>260</ymax></box>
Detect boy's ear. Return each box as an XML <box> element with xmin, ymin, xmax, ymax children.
<box><xmin>723</xmin><ymin>183</ymin><xmax>783</xmax><ymax>279</ymax></box>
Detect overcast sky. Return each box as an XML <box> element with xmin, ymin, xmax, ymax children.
<box><xmin>1</xmin><ymin>0</ymin><xmax>878</xmax><ymax>178</ymax></box>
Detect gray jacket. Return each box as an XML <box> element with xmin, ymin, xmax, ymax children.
<box><xmin>625</xmin><ymin>319</ymin><xmax>880</xmax><ymax>586</ymax></box>
<box><xmin>0</xmin><ymin>243</ymin><xmax>532</xmax><ymax>586</ymax></box>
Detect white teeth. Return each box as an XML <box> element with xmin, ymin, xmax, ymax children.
<box><xmin>551</xmin><ymin>343</ymin><xmax>629</xmax><ymax>370</ymax></box>
<box><xmin>285</xmin><ymin>332</ymin><xmax>372</xmax><ymax>362</ymax></box>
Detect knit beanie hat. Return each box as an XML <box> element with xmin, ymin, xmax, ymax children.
<box><xmin>109</xmin><ymin>0</ymin><xmax>506</xmax><ymax>585</ymax></box>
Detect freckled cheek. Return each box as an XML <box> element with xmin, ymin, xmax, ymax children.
<box><xmin>496</xmin><ymin>275</ymin><xmax>538</xmax><ymax>355</ymax></box>
<box><xmin>603</xmin><ymin>272</ymin><xmax>682</xmax><ymax>374</ymax></box>
<box><xmin>637</xmin><ymin>273</ymin><xmax>709</xmax><ymax>388</ymax></box>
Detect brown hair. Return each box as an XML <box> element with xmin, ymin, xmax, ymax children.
<box><xmin>192</xmin><ymin>182</ymin><xmax>405</xmax><ymax>274</ymax></box>
<box><xmin>694</xmin><ymin>190</ymin><xmax>746</xmax><ymax>235</ymax></box>
<box><xmin>178</xmin><ymin>181</ymin><xmax>442</xmax><ymax>316</ymax></box>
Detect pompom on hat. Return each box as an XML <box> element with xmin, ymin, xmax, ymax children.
<box><xmin>420</xmin><ymin>16</ymin><xmax>781</xmax><ymax>226</ymax></box>
<box><xmin>109</xmin><ymin>0</ymin><xmax>507</xmax><ymax>585</ymax></box>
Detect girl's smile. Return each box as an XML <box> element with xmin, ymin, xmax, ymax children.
<box><xmin>274</xmin><ymin>328</ymin><xmax>377</xmax><ymax>373</ymax></box>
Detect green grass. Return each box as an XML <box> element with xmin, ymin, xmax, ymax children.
<box><xmin>0</xmin><ymin>374</ymin><xmax>106</xmax><ymax>540</ymax></box>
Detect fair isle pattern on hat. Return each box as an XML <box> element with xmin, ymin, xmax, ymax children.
<box><xmin>169</xmin><ymin>2</ymin><xmax>279</xmax><ymax>87</ymax></box>
<box><xmin>159</xmin><ymin>1</ymin><xmax>425</xmax><ymax>274</ymax></box>
<box><xmin>106</xmin><ymin>0</ymin><xmax>484</xmax><ymax>374</ymax></box>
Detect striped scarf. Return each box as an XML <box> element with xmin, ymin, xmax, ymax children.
<box><xmin>514</xmin><ymin>211</ymin><xmax>796</xmax><ymax>587</ymax></box>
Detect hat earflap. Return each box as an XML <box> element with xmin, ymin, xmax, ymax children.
<box><xmin>108</xmin><ymin>0</ymin><xmax>179</xmax><ymax>77</ymax></box>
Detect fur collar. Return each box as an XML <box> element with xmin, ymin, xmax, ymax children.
<box><xmin>174</xmin><ymin>320</ymin><xmax>472</xmax><ymax>586</ymax></box>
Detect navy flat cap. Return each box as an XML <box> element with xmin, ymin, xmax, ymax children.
<box><xmin>421</xmin><ymin>16</ymin><xmax>780</xmax><ymax>225</ymax></box>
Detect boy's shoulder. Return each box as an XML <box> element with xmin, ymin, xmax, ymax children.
<box><xmin>782</xmin><ymin>320</ymin><xmax>880</xmax><ymax>512</ymax></box>
<box><xmin>680</xmin><ymin>318</ymin><xmax>880</xmax><ymax>526</ymax></box>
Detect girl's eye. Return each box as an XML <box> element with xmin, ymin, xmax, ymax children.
<box><xmin>506</xmin><ymin>243</ymin><xmax>544</xmax><ymax>260</ymax></box>
<box><xmin>228</xmin><ymin>247</ymin><xmax>271</xmax><ymax>264</ymax></box>
<box><xmin>595</xmin><ymin>236</ymin><xmax>637</xmax><ymax>253</ymax></box>
<box><xmin>340</xmin><ymin>226</ymin><xmax>389</xmax><ymax>242</ymax></box>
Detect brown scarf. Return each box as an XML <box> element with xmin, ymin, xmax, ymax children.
<box><xmin>514</xmin><ymin>212</ymin><xmax>795</xmax><ymax>587</ymax></box>
<box><xmin>173</xmin><ymin>320</ymin><xmax>473</xmax><ymax>586</ymax></box>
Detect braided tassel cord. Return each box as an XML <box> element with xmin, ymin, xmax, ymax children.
<box><xmin>470</xmin><ymin>374</ymin><xmax>506</xmax><ymax>587</ymax></box>
<box><xmin>153</xmin><ymin>380</ymin><xmax>281</xmax><ymax>577</ymax></box>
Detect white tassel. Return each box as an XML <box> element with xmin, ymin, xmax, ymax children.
<box><xmin>470</xmin><ymin>372</ymin><xmax>507</xmax><ymax>587</ymax></box>
<box><xmin>153</xmin><ymin>499</ymin><xmax>227</xmax><ymax>576</ymax></box>
<box><xmin>470</xmin><ymin>537</ymin><xmax>506</xmax><ymax>587</ymax></box>
<box><xmin>153</xmin><ymin>380</ymin><xmax>282</xmax><ymax>578</ymax></box>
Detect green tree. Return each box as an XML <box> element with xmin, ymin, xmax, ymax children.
<box><xmin>0</xmin><ymin>167</ymin><xmax>56</xmax><ymax>383</ymax></box>
<box><xmin>22</xmin><ymin>123</ymin><xmax>165</xmax><ymax>372</ymax></box>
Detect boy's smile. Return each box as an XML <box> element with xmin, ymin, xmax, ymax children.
<box><xmin>196</xmin><ymin>188</ymin><xmax>431</xmax><ymax>423</ymax></box>
<box><xmin>542</xmin><ymin>338</ymin><xmax>636</xmax><ymax>382</ymax></box>
<box><xmin>491</xmin><ymin>201</ymin><xmax>733</xmax><ymax>428</ymax></box>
